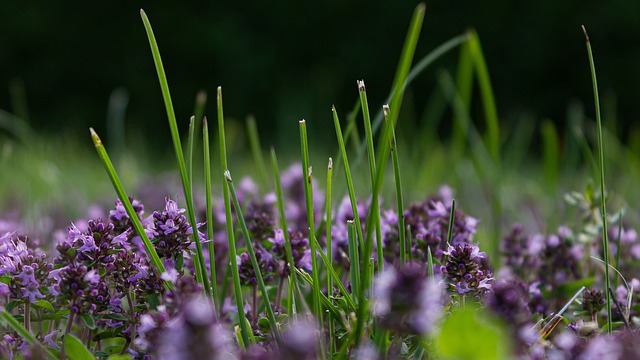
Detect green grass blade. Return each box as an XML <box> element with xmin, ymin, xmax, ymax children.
<box><xmin>298</xmin><ymin>120</ymin><xmax>324</xmax><ymax>329</ymax></box>
<box><xmin>452</xmin><ymin>36</ymin><xmax>473</xmax><ymax>156</ymax></box>
<box><xmin>225</xmin><ymin>170</ymin><xmax>283</xmax><ymax>344</ymax></box>
<box><xmin>216</xmin><ymin>87</ymin><xmax>251</xmax><ymax>347</ymax></box>
<box><xmin>332</xmin><ymin>106</ymin><xmax>366</xmax><ymax>254</ymax></box>
<box><xmin>446</xmin><ymin>199</ymin><xmax>457</xmax><ymax>245</ymax></box>
<box><xmin>358</xmin><ymin>80</ymin><xmax>377</xmax><ymax>188</ymax></box>
<box><xmin>541</xmin><ymin>119</ymin><xmax>559</xmax><ymax>194</ymax></box>
<box><xmin>358</xmin><ymin>33</ymin><xmax>469</xmax><ymax>163</ymax></box>
<box><xmin>358</xmin><ymin>81</ymin><xmax>384</xmax><ymax>272</ymax></box>
<box><xmin>203</xmin><ymin>118</ymin><xmax>219</xmax><ymax>307</ymax></box>
<box><xmin>293</xmin><ymin>268</ymin><xmax>347</xmax><ymax>330</ymax></box>
<box><xmin>0</xmin><ymin>309</ymin><xmax>57</xmax><ymax>360</ymax></box>
<box><xmin>325</xmin><ymin>157</ymin><xmax>334</xmax><ymax>296</ymax></box>
<box><xmin>269</xmin><ymin>148</ymin><xmax>299</xmax><ymax>318</ymax></box>
<box><xmin>194</xmin><ymin>89</ymin><xmax>207</xmax><ymax>123</ymax></box>
<box><xmin>468</xmin><ymin>29</ymin><xmax>500</xmax><ymax>166</ymax></box>
<box><xmin>347</xmin><ymin>220</ymin><xmax>361</xmax><ymax>299</ymax></box>
<box><xmin>582</xmin><ymin>25</ymin><xmax>612</xmax><ymax>334</ymax></box>
<box><xmin>355</xmin><ymin>3</ymin><xmax>426</xmax><ymax>346</ymax></box>
<box><xmin>89</xmin><ymin>128</ymin><xmax>169</xmax><ymax>289</ymax></box>
<box><xmin>325</xmin><ymin>157</ymin><xmax>336</xmax><ymax>354</ymax></box>
<box><xmin>383</xmin><ymin>105</ymin><xmax>407</xmax><ymax>264</ymax></box>
<box><xmin>140</xmin><ymin>9</ymin><xmax>209</xmax><ymax>292</ymax></box>
<box><xmin>246</xmin><ymin>115</ymin><xmax>270</xmax><ymax>190</ymax></box>
<box><xmin>186</xmin><ymin>116</ymin><xmax>196</xmax><ymax>190</ymax></box>
<box><xmin>427</xmin><ymin>247</ymin><xmax>434</xmax><ymax>278</ymax></box>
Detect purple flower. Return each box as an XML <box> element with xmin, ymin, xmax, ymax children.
<box><xmin>22</xmin><ymin>282</ymin><xmax>44</xmax><ymax>303</ymax></box>
<box><xmin>42</xmin><ymin>329</ymin><xmax>60</xmax><ymax>349</ymax></box>
<box><xmin>15</xmin><ymin>265</ymin><xmax>36</xmax><ymax>285</ymax></box>
<box><xmin>77</xmin><ymin>236</ymin><xmax>98</xmax><ymax>253</ymax></box>
<box><xmin>441</xmin><ymin>243</ymin><xmax>493</xmax><ymax>297</ymax></box>
<box><xmin>373</xmin><ymin>262</ymin><xmax>443</xmax><ymax>335</ymax></box>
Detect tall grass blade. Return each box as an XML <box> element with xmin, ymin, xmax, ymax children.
<box><xmin>225</xmin><ymin>170</ymin><xmax>283</xmax><ymax>344</ymax></box>
<box><xmin>383</xmin><ymin>105</ymin><xmax>407</xmax><ymax>264</ymax></box>
<box><xmin>468</xmin><ymin>29</ymin><xmax>500</xmax><ymax>166</ymax></box>
<box><xmin>347</xmin><ymin>220</ymin><xmax>361</xmax><ymax>299</ymax></box>
<box><xmin>298</xmin><ymin>120</ymin><xmax>324</xmax><ymax>329</ymax></box>
<box><xmin>355</xmin><ymin>3</ymin><xmax>426</xmax><ymax>346</ymax></box>
<box><xmin>203</xmin><ymin>118</ymin><xmax>219</xmax><ymax>306</ymax></box>
<box><xmin>582</xmin><ymin>25</ymin><xmax>612</xmax><ymax>334</ymax></box>
<box><xmin>452</xmin><ymin>37</ymin><xmax>473</xmax><ymax>156</ymax></box>
<box><xmin>0</xmin><ymin>309</ymin><xmax>57</xmax><ymax>360</ymax></box>
<box><xmin>89</xmin><ymin>128</ymin><xmax>169</xmax><ymax>288</ymax></box>
<box><xmin>325</xmin><ymin>157</ymin><xmax>335</xmax><ymax>354</ymax></box>
<box><xmin>247</xmin><ymin>115</ymin><xmax>270</xmax><ymax>189</ymax></box>
<box><xmin>216</xmin><ymin>87</ymin><xmax>251</xmax><ymax>347</ymax></box>
<box><xmin>358</xmin><ymin>81</ymin><xmax>384</xmax><ymax>272</ymax></box>
<box><xmin>140</xmin><ymin>9</ymin><xmax>209</xmax><ymax>292</ymax></box>
<box><xmin>269</xmin><ymin>148</ymin><xmax>299</xmax><ymax>317</ymax></box>
<box><xmin>541</xmin><ymin>120</ymin><xmax>559</xmax><ymax>194</ymax></box>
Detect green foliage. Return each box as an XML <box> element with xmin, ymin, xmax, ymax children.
<box><xmin>436</xmin><ymin>307</ymin><xmax>512</xmax><ymax>360</ymax></box>
<box><xmin>64</xmin><ymin>334</ymin><xmax>95</xmax><ymax>360</ymax></box>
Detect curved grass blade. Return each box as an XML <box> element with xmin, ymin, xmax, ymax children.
<box><xmin>217</xmin><ymin>87</ymin><xmax>251</xmax><ymax>347</ymax></box>
<box><xmin>247</xmin><ymin>115</ymin><xmax>270</xmax><ymax>189</ymax></box>
<box><xmin>582</xmin><ymin>25</ymin><xmax>612</xmax><ymax>334</ymax></box>
<box><xmin>383</xmin><ymin>105</ymin><xmax>407</xmax><ymax>264</ymax></box>
<box><xmin>298</xmin><ymin>120</ymin><xmax>324</xmax><ymax>328</ymax></box>
<box><xmin>355</xmin><ymin>3</ymin><xmax>426</xmax><ymax>346</ymax></box>
<box><xmin>358</xmin><ymin>81</ymin><xmax>383</xmax><ymax>272</ymax></box>
<box><xmin>89</xmin><ymin>128</ymin><xmax>169</xmax><ymax>289</ymax></box>
<box><xmin>269</xmin><ymin>148</ymin><xmax>299</xmax><ymax>318</ymax></box>
<box><xmin>140</xmin><ymin>9</ymin><xmax>209</xmax><ymax>293</ymax></box>
<box><xmin>203</xmin><ymin>118</ymin><xmax>219</xmax><ymax>308</ymax></box>
<box><xmin>0</xmin><ymin>309</ymin><xmax>57</xmax><ymax>359</ymax></box>
<box><xmin>225</xmin><ymin>170</ymin><xmax>283</xmax><ymax>345</ymax></box>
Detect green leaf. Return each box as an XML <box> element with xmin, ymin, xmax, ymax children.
<box><xmin>436</xmin><ymin>307</ymin><xmax>511</xmax><ymax>360</ymax></box>
<box><xmin>108</xmin><ymin>355</ymin><xmax>132</xmax><ymax>360</ymax></box>
<box><xmin>103</xmin><ymin>313</ymin><xmax>128</xmax><ymax>322</ymax></box>
<box><xmin>80</xmin><ymin>313</ymin><xmax>97</xmax><ymax>330</ymax></box>
<box><xmin>64</xmin><ymin>334</ymin><xmax>96</xmax><ymax>360</ymax></box>
<box><xmin>33</xmin><ymin>300</ymin><xmax>54</xmax><ymax>312</ymax></box>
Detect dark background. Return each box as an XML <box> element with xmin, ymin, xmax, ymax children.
<box><xmin>1</xmin><ymin>1</ymin><xmax>639</xmax><ymax>153</ymax></box>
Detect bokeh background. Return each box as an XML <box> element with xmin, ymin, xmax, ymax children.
<box><xmin>2</xmin><ymin>0</ymin><xmax>639</xmax><ymax>154</ymax></box>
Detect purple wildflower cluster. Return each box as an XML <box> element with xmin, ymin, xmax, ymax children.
<box><xmin>3</xmin><ymin>167</ymin><xmax>640</xmax><ymax>359</ymax></box>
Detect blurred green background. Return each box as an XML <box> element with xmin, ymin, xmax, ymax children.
<box><xmin>2</xmin><ymin>0</ymin><xmax>639</xmax><ymax>152</ymax></box>
<box><xmin>2</xmin><ymin>0</ymin><xmax>640</xmax><ymax>238</ymax></box>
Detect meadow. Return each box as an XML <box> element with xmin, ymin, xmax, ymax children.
<box><xmin>2</xmin><ymin>4</ymin><xmax>640</xmax><ymax>359</ymax></box>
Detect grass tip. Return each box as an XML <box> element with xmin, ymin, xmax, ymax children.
<box><xmin>383</xmin><ymin>104</ymin><xmax>390</xmax><ymax>117</ymax></box>
<box><xmin>202</xmin><ymin>116</ymin><xmax>208</xmax><ymax>127</ymax></box>
<box><xmin>299</xmin><ymin>119</ymin><xmax>306</xmax><ymax>124</ymax></box>
<box><xmin>331</xmin><ymin>105</ymin><xmax>336</xmax><ymax>112</ymax></box>
<box><xmin>224</xmin><ymin>169</ymin><xmax>232</xmax><ymax>182</ymax></box>
<box><xmin>197</xmin><ymin>90</ymin><xmax>207</xmax><ymax>102</ymax></box>
<box><xmin>581</xmin><ymin>25</ymin><xmax>590</xmax><ymax>42</ymax></box>
<box><xmin>89</xmin><ymin>128</ymin><xmax>101</xmax><ymax>145</ymax></box>
<box><xmin>328</xmin><ymin>157</ymin><xmax>333</xmax><ymax>169</ymax></box>
<box><xmin>357</xmin><ymin>80</ymin><xmax>366</xmax><ymax>92</ymax></box>
<box><xmin>140</xmin><ymin>8</ymin><xmax>145</xmax><ymax>15</ymax></box>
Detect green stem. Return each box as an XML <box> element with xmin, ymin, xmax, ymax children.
<box><xmin>216</xmin><ymin>87</ymin><xmax>251</xmax><ymax>347</ymax></box>
<box><xmin>140</xmin><ymin>9</ymin><xmax>209</xmax><ymax>293</ymax></box>
<box><xmin>0</xmin><ymin>309</ymin><xmax>57</xmax><ymax>360</ymax></box>
<box><xmin>225</xmin><ymin>171</ymin><xmax>283</xmax><ymax>344</ymax></box>
<box><xmin>203</xmin><ymin>118</ymin><xmax>219</xmax><ymax>309</ymax></box>
<box><xmin>582</xmin><ymin>25</ymin><xmax>612</xmax><ymax>334</ymax></box>
<box><xmin>90</xmin><ymin>128</ymin><xmax>169</xmax><ymax>288</ymax></box>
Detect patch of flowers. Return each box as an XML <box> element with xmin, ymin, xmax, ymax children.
<box><xmin>0</xmin><ymin>169</ymin><xmax>638</xmax><ymax>359</ymax></box>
